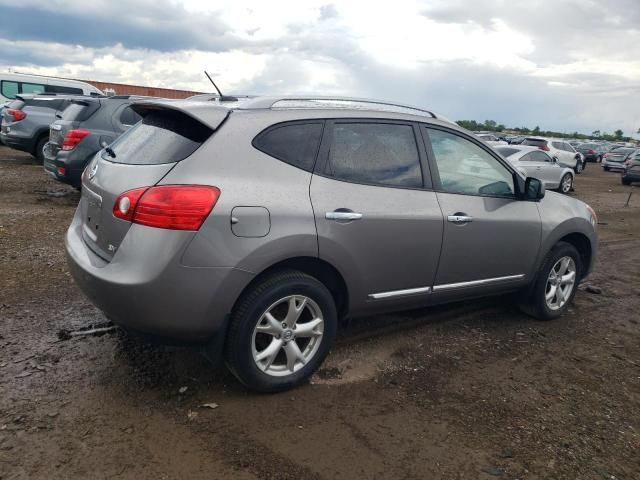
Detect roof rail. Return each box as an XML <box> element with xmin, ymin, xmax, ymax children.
<box><xmin>238</xmin><ymin>95</ymin><xmax>437</xmax><ymax>118</ymax></box>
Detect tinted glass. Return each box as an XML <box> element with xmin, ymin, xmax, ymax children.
<box><xmin>119</xmin><ymin>106</ymin><xmax>142</xmax><ymax>126</ymax></box>
<box><xmin>495</xmin><ymin>147</ymin><xmax>519</xmax><ymax>157</ymax></box>
<box><xmin>551</xmin><ymin>141</ymin><xmax>564</xmax><ymax>149</ymax></box>
<box><xmin>61</xmin><ymin>102</ymin><xmax>98</xmax><ymax>122</ymax></box>
<box><xmin>253</xmin><ymin>122</ymin><xmax>323</xmax><ymax>172</ymax></box>
<box><xmin>1</xmin><ymin>81</ymin><xmax>19</xmax><ymax>99</ymax></box>
<box><xmin>21</xmin><ymin>83</ymin><xmax>45</xmax><ymax>94</ymax></box>
<box><xmin>426</xmin><ymin>128</ymin><xmax>514</xmax><ymax>197</ymax></box>
<box><xmin>326</xmin><ymin>123</ymin><xmax>422</xmax><ymax>187</ymax></box>
<box><xmin>528</xmin><ymin>151</ymin><xmax>552</xmax><ymax>162</ymax></box>
<box><xmin>47</xmin><ymin>85</ymin><xmax>83</xmax><ymax>94</ymax></box>
<box><xmin>105</xmin><ymin>110</ymin><xmax>212</xmax><ymax>165</ymax></box>
<box><xmin>522</xmin><ymin>138</ymin><xmax>547</xmax><ymax>147</ymax></box>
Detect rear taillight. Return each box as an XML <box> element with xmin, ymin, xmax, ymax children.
<box><xmin>603</xmin><ymin>153</ymin><xmax>610</xmax><ymax>159</ymax></box>
<box><xmin>538</xmin><ymin>144</ymin><xmax>550</xmax><ymax>151</ymax></box>
<box><xmin>6</xmin><ymin>108</ymin><xmax>26</xmax><ymax>121</ymax></box>
<box><xmin>587</xmin><ymin>149</ymin><xmax>595</xmax><ymax>155</ymax></box>
<box><xmin>113</xmin><ymin>185</ymin><xmax>220</xmax><ymax>231</ymax></box>
<box><xmin>62</xmin><ymin>129</ymin><xmax>90</xmax><ymax>151</ymax></box>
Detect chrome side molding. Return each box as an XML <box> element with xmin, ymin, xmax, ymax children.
<box><xmin>432</xmin><ymin>274</ymin><xmax>525</xmax><ymax>292</ymax></box>
<box><xmin>368</xmin><ymin>286</ymin><xmax>431</xmax><ymax>300</ymax></box>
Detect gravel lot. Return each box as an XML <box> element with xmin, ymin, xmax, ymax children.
<box><xmin>1</xmin><ymin>145</ymin><xmax>639</xmax><ymax>480</ymax></box>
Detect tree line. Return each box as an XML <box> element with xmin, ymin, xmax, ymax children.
<box><xmin>456</xmin><ymin>119</ymin><xmax>630</xmax><ymax>142</ymax></box>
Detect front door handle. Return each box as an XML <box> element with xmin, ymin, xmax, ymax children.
<box><xmin>326</xmin><ymin>210</ymin><xmax>363</xmax><ymax>222</ymax></box>
<box><xmin>447</xmin><ymin>214</ymin><xmax>473</xmax><ymax>224</ymax></box>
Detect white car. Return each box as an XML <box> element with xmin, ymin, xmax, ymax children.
<box><xmin>520</xmin><ymin>137</ymin><xmax>585</xmax><ymax>174</ymax></box>
<box><xmin>0</xmin><ymin>72</ymin><xmax>103</xmax><ymax>103</ymax></box>
<box><xmin>496</xmin><ymin>145</ymin><xmax>575</xmax><ymax>194</ymax></box>
<box><xmin>476</xmin><ymin>133</ymin><xmax>507</xmax><ymax>146</ymax></box>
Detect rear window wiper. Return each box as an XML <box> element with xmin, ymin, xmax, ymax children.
<box><xmin>104</xmin><ymin>146</ymin><xmax>116</xmax><ymax>158</ymax></box>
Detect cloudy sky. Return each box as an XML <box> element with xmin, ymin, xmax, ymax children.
<box><xmin>1</xmin><ymin>0</ymin><xmax>638</xmax><ymax>136</ymax></box>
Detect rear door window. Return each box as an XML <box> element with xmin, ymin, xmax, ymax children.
<box><xmin>21</xmin><ymin>83</ymin><xmax>45</xmax><ymax>94</ymax></box>
<box><xmin>104</xmin><ymin>110</ymin><xmax>212</xmax><ymax>165</ymax></box>
<box><xmin>253</xmin><ymin>122</ymin><xmax>323</xmax><ymax>172</ymax></box>
<box><xmin>325</xmin><ymin>122</ymin><xmax>423</xmax><ymax>188</ymax></box>
<box><xmin>1</xmin><ymin>81</ymin><xmax>19</xmax><ymax>99</ymax></box>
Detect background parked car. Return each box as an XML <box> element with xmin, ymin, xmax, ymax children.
<box><xmin>521</xmin><ymin>137</ymin><xmax>585</xmax><ymax>174</ymax></box>
<box><xmin>476</xmin><ymin>133</ymin><xmax>507</xmax><ymax>146</ymax></box>
<box><xmin>602</xmin><ymin>147</ymin><xmax>637</xmax><ymax>172</ymax></box>
<box><xmin>496</xmin><ymin>145</ymin><xmax>575</xmax><ymax>194</ymax></box>
<box><xmin>0</xmin><ymin>72</ymin><xmax>103</xmax><ymax>103</ymax></box>
<box><xmin>0</xmin><ymin>93</ymin><xmax>80</xmax><ymax>163</ymax></box>
<box><xmin>44</xmin><ymin>95</ymin><xmax>145</xmax><ymax>187</ymax></box>
<box><xmin>576</xmin><ymin>143</ymin><xmax>604</xmax><ymax>163</ymax></box>
<box><xmin>622</xmin><ymin>151</ymin><xmax>640</xmax><ymax>185</ymax></box>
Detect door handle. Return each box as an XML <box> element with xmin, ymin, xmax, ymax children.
<box><xmin>325</xmin><ymin>211</ymin><xmax>363</xmax><ymax>221</ymax></box>
<box><xmin>447</xmin><ymin>214</ymin><xmax>473</xmax><ymax>224</ymax></box>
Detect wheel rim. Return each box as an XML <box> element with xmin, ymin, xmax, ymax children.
<box><xmin>251</xmin><ymin>295</ymin><xmax>324</xmax><ymax>377</ymax></box>
<box><xmin>576</xmin><ymin>162</ymin><xmax>583</xmax><ymax>173</ymax></box>
<box><xmin>561</xmin><ymin>174</ymin><xmax>572</xmax><ymax>193</ymax></box>
<box><xmin>545</xmin><ymin>256</ymin><xmax>576</xmax><ymax>311</ymax></box>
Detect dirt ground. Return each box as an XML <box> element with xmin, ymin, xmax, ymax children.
<box><xmin>1</xmin><ymin>145</ymin><xmax>639</xmax><ymax>480</ymax></box>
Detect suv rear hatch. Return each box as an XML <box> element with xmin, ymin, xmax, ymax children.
<box><xmin>47</xmin><ymin>98</ymin><xmax>100</xmax><ymax>158</ymax></box>
<box><xmin>78</xmin><ymin>102</ymin><xmax>229</xmax><ymax>261</ymax></box>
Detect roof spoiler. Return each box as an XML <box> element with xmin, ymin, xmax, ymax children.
<box><xmin>131</xmin><ymin>100</ymin><xmax>230</xmax><ymax>131</ymax></box>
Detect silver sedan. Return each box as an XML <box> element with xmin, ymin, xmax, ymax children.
<box><xmin>496</xmin><ymin>146</ymin><xmax>575</xmax><ymax>194</ymax></box>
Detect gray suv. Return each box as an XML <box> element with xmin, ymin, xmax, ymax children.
<box><xmin>65</xmin><ymin>96</ymin><xmax>598</xmax><ymax>392</ymax></box>
<box><xmin>0</xmin><ymin>94</ymin><xmax>78</xmax><ymax>163</ymax></box>
<box><xmin>44</xmin><ymin>96</ymin><xmax>144</xmax><ymax>187</ymax></box>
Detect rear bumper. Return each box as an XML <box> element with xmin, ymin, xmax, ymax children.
<box><xmin>43</xmin><ymin>145</ymin><xmax>87</xmax><ymax>186</ymax></box>
<box><xmin>65</xmin><ymin>207</ymin><xmax>254</xmax><ymax>342</ymax></box>
<box><xmin>582</xmin><ymin>154</ymin><xmax>599</xmax><ymax>162</ymax></box>
<box><xmin>602</xmin><ymin>161</ymin><xmax>625</xmax><ymax>170</ymax></box>
<box><xmin>0</xmin><ymin>132</ymin><xmax>35</xmax><ymax>153</ymax></box>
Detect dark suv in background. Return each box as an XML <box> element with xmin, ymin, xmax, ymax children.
<box><xmin>44</xmin><ymin>96</ymin><xmax>145</xmax><ymax>187</ymax></box>
<box><xmin>0</xmin><ymin>94</ymin><xmax>78</xmax><ymax>163</ymax></box>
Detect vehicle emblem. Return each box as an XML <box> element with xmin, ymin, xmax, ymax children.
<box><xmin>88</xmin><ymin>162</ymin><xmax>98</xmax><ymax>180</ymax></box>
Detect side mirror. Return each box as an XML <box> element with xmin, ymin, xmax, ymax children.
<box><xmin>552</xmin><ymin>156</ymin><xmax>559</xmax><ymax>163</ymax></box>
<box><xmin>524</xmin><ymin>177</ymin><xmax>545</xmax><ymax>200</ymax></box>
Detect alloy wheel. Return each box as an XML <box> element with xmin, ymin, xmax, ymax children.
<box><xmin>251</xmin><ymin>295</ymin><xmax>324</xmax><ymax>377</ymax></box>
<box><xmin>561</xmin><ymin>174</ymin><xmax>572</xmax><ymax>193</ymax></box>
<box><xmin>545</xmin><ymin>256</ymin><xmax>576</xmax><ymax>311</ymax></box>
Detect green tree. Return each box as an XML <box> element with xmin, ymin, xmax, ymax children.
<box><xmin>484</xmin><ymin>120</ymin><xmax>497</xmax><ymax>130</ymax></box>
<box><xmin>532</xmin><ymin>125</ymin><xmax>540</xmax><ymax>134</ymax></box>
<box><xmin>614</xmin><ymin>129</ymin><xmax>624</xmax><ymax>139</ymax></box>
<box><xmin>592</xmin><ymin>130</ymin><xmax>601</xmax><ymax>137</ymax></box>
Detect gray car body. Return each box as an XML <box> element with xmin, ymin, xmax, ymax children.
<box><xmin>0</xmin><ymin>94</ymin><xmax>76</xmax><ymax>156</ymax></box>
<box><xmin>44</xmin><ymin>96</ymin><xmax>146</xmax><ymax>186</ymax></box>
<box><xmin>66</xmin><ymin>97</ymin><xmax>598</xmax><ymax>343</ymax></box>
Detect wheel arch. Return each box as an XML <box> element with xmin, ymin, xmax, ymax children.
<box><xmin>233</xmin><ymin>256</ymin><xmax>350</xmax><ymax>319</ymax></box>
<box><xmin>557</xmin><ymin>232</ymin><xmax>593</xmax><ymax>278</ymax></box>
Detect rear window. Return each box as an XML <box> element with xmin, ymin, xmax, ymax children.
<box><xmin>495</xmin><ymin>147</ymin><xmax>519</xmax><ymax>157</ymax></box>
<box><xmin>253</xmin><ymin>122</ymin><xmax>324</xmax><ymax>172</ymax></box>
<box><xmin>104</xmin><ymin>110</ymin><xmax>212</xmax><ymax>165</ymax></box>
<box><xmin>61</xmin><ymin>101</ymin><xmax>99</xmax><ymax>122</ymax></box>
<box><xmin>522</xmin><ymin>138</ymin><xmax>547</xmax><ymax>147</ymax></box>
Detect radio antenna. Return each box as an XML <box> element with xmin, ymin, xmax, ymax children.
<box><xmin>204</xmin><ymin>71</ymin><xmax>238</xmax><ymax>102</ymax></box>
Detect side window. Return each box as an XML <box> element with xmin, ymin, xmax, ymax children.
<box><xmin>552</xmin><ymin>141</ymin><xmax>564</xmax><ymax>150</ymax></box>
<box><xmin>326</xmin><ymin>123</ymin><xmax>422</xmax><ymax>188</ymax></box>
<box><xmin>520</xmin><ymin>152</ymin><xmax>535</xmax><ymax>162</ymax></box>
<box><xmin>530</xmin><ymin>151</ymin><xmax>552</xmax><ymax>162</ymax></box>
<box><xmin>47</xmin><ymin>85</ymin><xmax>83</xmax><ymax>94</ymax></box>
<box><xmin>119</xmin><ymin>106</ymin><xmax>142</xmax><ymax>127</ymax></box>
<box><xmin>563</xmin><ymin>142</ymin><xmax>574</xmax><ymax>152</ymax></box>
<box><xmin>21</xmin><ymin>83</ymin><xmax>46</xmax><ymax>94</ymax></box>
<box><xmin>425</xmin><ymin>128</ymin><xmax>515</xmax><ymax>197</ymax></box>
<box><xmin>253</xmin><ymin>122</ymin><xmax>324</xmax><ymax>172</ymax></box>
<box><xmin>1</xmin><ymin>81</ymin><xmax>19</xmax><ymax>99</ymax></box>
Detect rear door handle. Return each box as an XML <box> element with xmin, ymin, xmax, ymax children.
<box><xmin>326</xmin><ymin>211</ymin><xmax>363</xmax><ymax>221</ymax></box>
<box><xmin>447</xmin><ymin>214</ymin><xmax>473</xmax><ymax>224</ymax></box>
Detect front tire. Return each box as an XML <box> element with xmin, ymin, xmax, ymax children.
<box><xmin>603</xmin><ymin>166</ymin><xmax>610</xmax><ymax>172</ymax></box>
<box><xmin>574</xmin><ymin>161</ymin><xmax>584</xmax><ymax>174</ymax></box>
<box><xmin>622</xmin><ymin>177</ymin><xmax>631</xmax><ymax>186</ymax></box>
<box><xmin>225</xmin><ymin>270</ymin><xmax>337</xmax><ymax>392</ymax></box>
<box><xmin>559</xmin><ymin>173</ymin><xmax>573</xmax><ymax>194</ymax></box>
<box><xmin>520</xmin><ymin>242</ymin><xmax>582</xmax><ymax>320</ymax></box>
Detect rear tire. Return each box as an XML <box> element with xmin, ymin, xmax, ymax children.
<box><xmin>225</xmin><ymin>270</ymin><xmax>337</xmax><ymax>392</ymax></box>
<box><xmin>33</xmin><ymin>136</ymin><xmax>48</xmax><ymax>165</ymax></box>
<box><xmin>574</xmin><ymin>161</ymin><xmax>584</xmax><ymax>174</ymax></box>
<box><xmin>603</xmin><ymin>166</ymin><xmax>610</xmax><ymax>172</ymax></box>
<box><xmin>520</xmin><ymin>242</ymin><xmax>582</xmax><ymax>321</ymax></box>
<box><xmin>622</xmin><ymin>177</ymin><xmax>631</xmax><ymax>186</ymax></box>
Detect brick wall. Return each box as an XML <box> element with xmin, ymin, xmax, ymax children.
<box><xmin>82</xmin><ymin>80</ymin><xmax>205</xmax><ymax>99</ymax></box>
